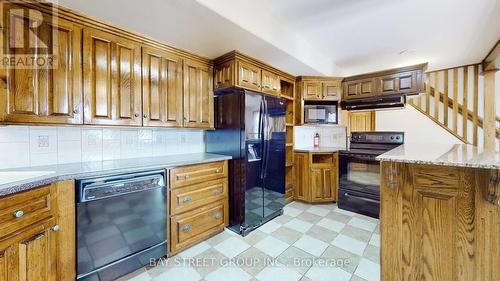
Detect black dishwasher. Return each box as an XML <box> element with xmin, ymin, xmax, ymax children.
<box><xmin>76</xmin><ymin>170</ymin><xmax>167</xmax><ymax>281</ymax></box>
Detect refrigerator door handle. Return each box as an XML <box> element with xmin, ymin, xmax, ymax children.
<box><xmin>259</xmin><ymin>98</ymin><xmax>266</xmax><ymax>180</ymax></box>
<box><xmin>263</xmin><ymin>98</ymin><xmax>270</xmax><ymax>179</ymax></box>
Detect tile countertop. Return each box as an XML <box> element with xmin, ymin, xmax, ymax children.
<box><xmin>0</xmin><ymin>153</ymin><xmax>232</xmax><ymax>197</ymax></box>
<box><xmin>294</xmin><ymin>146</ymin><xmax>346</xmax><ymax>153</ymax></box>
<box><xmin>377</xmin><ymin>143</ymin><xmax>500</xmax><ymax>170</ymax></box>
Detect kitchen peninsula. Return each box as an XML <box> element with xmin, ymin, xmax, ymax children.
<box><xmin>378</xmin><ymin>144</ymin><xmax>499</xmax><ymax>281</ymax></box>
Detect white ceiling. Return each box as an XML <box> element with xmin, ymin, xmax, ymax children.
<box><xmin>57</xmin><ymin>0</ymin><xmax>500</xmax><ymax>76</ymax></box>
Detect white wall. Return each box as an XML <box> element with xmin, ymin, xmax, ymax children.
<box><xmin>375</xmin><ymin>106</ymin><xmax>462</xmax><ymax>146</ymax></box>
<box><xmin>0</xmin><ymin>126</ymin><xmax>205</xmax><ymax>169</ymax></box>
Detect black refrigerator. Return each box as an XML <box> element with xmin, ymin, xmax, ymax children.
<box><xmin>207</xmin><ymin>88</ymin><xmax>285</xmax><ymax>236</ymax></box>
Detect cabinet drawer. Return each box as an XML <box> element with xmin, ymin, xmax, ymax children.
<box><xmin>0</xmin><ymin>185</ymin><xmax>54</xmax><ymax>238</ymax></box>
<box><xmin>170</xmin><ymin>200</ymin><xmax>227</xmax><ymax>252</ymax></box>
<box><xmin>170</xmin><ymin>161</ymin><xmax>227</xmax><ymax>188</ymax></box>
<box><xmin>170</xmin><ymin>179</ymin><xmax>227</xmax><ymax>215</ymax></box>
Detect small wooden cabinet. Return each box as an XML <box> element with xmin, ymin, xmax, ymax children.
<box><xmin>0</xmin><ymin>5</ymin><xmax>83</xmax><ymax>124</ymax></box>
<box><xmin>343</xmin><ymin>79</ymin><xmax>375</xmax><ymax>100</ymax></box>
<box><xmin>0</xmin><ymin>181</ymin><xmax>75</xmax><ymax>281</ymax></box>
<box><xmin>347</xmin><ymin>111</ymin><xmax>375</xmax><ymax>134</ymax></box>
<box><xmin>183</xmin><ymin>59</ymin><xmax>214</xmax><ymax>128</ymax></box>
<box><xmin>83</xmin><ymin>27</ymin><xmax>142</xmax><ymax>126</ymax></box>
<box><xmin>236</xmin><ymin>60</ymin><xmax>261</xmax><ymax>91</ymax></box>
<box><xmin>298</xmin><ymin>77</ymin><xmax>343</xmax><ymax>101</ymax></box>
<box><xmin>169</xmin><ymin>161</ymin><xmax>229</xmax><ymax>254</ymax></box>
<box><xmin>261</xmin><ymin>69</ymin><xmax>281</xmax><ymax>96</ymax></box>
<box><xmin>142</xmin><ymin>46</ymin><xmax>183</xmax><ymax>127</ymax></box>
<box><xmin>294</xmin><ymin>152</ymin><xmax>338</xmax><ymax>203</ymax></box>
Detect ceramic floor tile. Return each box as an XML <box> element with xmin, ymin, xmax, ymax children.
<box><xmin>214</xmin><ymin>236</ymin><xmax>250</xmax><ymax>258</ymax></box>
<box><xmin>178</xmin><ymin>241</ymin><xmax>210</xmax><ymax>258</ymax></box>
<box><xmin>331</xmin><ymin>234</ymin><xmax>367</xmax><ymax>256</ymax></box>
<box><xmin>272</xmin><ymin>214</ymin><xmax>294</xmax><ymax>225</ymax></box>
<box><xmin>362</xmin><ymin>244</ymin><xmax>380</xmax><ymax>264</ymax></box>
<box><xmin>369</xmin><ymin>234</ymin><xmax>380</xmax><ymax>247</ymax></box>
<box><xmin>242</xmin><ymin>229</ymin><xmax>268</xmax><ymax>246</ymax></box>
<box><xmin>354</xmin><ymin>258</ymin><xmax>380</xmax><ymax>281</ymax></box>
<box><xmin>271</xmin><ymin>226</ymin><xmax>303</xmax><ymax>244</ymax></box>
<box><xmin>283</xmin><ymin>206</ymin><xmax>303</xmax><ymax>217</ymax></box>
<box><xmin>305</xmin><ymin>206</ymin><xmax>330</xmax><ymax>216</ymax></box>
<box><xmin>317</xmin><ymin>218</ymin><xmax>346</xmax><ymax>232</ymax></box>
<box><xmin>305</xmin><ymin>264</ymin><xmax>352</xmax><ymax>281</ymax></box>
<box><xmin>284</xmin><ymin>218</ymin><xmax>313</xmax><ymax>233</ymax></box>
<box><xmin>205</xmin><ymin>230</ymin><xmax>234</xmax><ymax>246</ymax></box>
<box><xmin>341</xmin><ymin>225</ymin><xmax>372</xmax><ymax>243</ymax></box>
<box><xmin>205</xmin><ymin>266</ymin><xmax>252</xmax><ymax>281</ymax></box>
<box><xmin>296</xmin><ymin>211</ymin><xmax>322</xmax><ymax>224</ymax></box>
<box><xmin>287</xmin><ymin>201</ymin><xmax>310</xmax><ymax>210</ymax></box>
<box><xmin>255</xmin><ymin>263</ymin><xmax>302</xmax><ymax>281</ymax></box>
<box><xmin>259</xmin><ymin>220</ymin><xmax>282</xmax><ymax>234</ymax></box>
<box><xmin>236</xmin><ymin>247</ymin><xmax>273</xmax><ymax>276</ymax></box>
<box><xmin>254</xmin><ymin>236</ymin><xmax>290</xmax><ymax>258</ymax></box>
<box><xmin>333</xmin><ymin>208</ymin><xmax>357</xmax><ymax>217</ymax></box>
<box><xmin>293</xmin><ymin>235</ymin><xmax>329</xmax><ymax>257</ymax></box>
<box><xmin>325</xmin><ymin>211</ymin><xmax>353</xmax><ymax>224</ymax></box>
<box><xmin>277</xmin><ymin>246</ymin><xmax>315</xmax><ymax>275</ymax></box>
<box><xmin>153</xmin><ymin>266</ymin><xmax>201</xmax><ymax>281</ymax></box>
<box><xmin>350</xmin><ymin>275</ymin><xmax>369</xmax><ymax>281</ymax></box>
<box><xmin>348</xmin><ymin>217</ymin><xmax>377</xmax><ymax>232</ymax></box>
<box><xmin>321</xmin><ymin>245</ymin><xmax>360</xmax><ymax>274</ymax></box>
<box><xmin>192</xmin><ymin>248</ymin><xmax>227</xmax><ymax>277</ymax></box>
<box><xmin>306</xmin><ymin>225</ymin><xmax>338</xmax><ymax>243</ymax></box>
<box><xmin>117</xmin><ymin>268</ymin><xmax>151</xmax><ymax>281</ymax></box>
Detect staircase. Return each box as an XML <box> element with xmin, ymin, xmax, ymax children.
<box><xmin>407</xmin><ymin>63</ymin><xmax>500</xmax><ymax>148</ymax></box>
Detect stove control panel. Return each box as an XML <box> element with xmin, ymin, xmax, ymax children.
<box><xmin>351</xmin><ymin>132</ymin><xmax>404</xmax><ymax>144</ymax></box>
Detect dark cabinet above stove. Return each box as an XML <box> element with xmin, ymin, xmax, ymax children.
<box><xmin>342</xmin><ymin>63</ymin><xmax>427</xmax><ymax>101</ymax></box>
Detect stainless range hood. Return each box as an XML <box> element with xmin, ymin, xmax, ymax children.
<box><xmin>342</xmin><ymin>95</ymin><xmax>406</xmax><ymax>111</ymax></box>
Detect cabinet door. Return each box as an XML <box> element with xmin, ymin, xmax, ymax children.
<box><xmin>310</xmin><ymin>167</ymin><xmax>335</xmax><ymax>202</ymax></box>
<box><xmin>303</xmin><ymin>82</ymin><xmax>322</xmax><ymax>100</ymax></box>
<box><xmin>377</xmin><ymin>71</ymin><xmax>418</xmax><ymax>96</ymax></box>
<box><xmin>348</xmin><ymin>111</ymin><xmax>375</xmax><ymax>133</ymax></box>
<box><xmin>0</xmin><ymin>6</ymin><xmax>82</xmax><ymax>124</ymax></box>
<box><xmin>142</xmin><ymin>46</ymin><xmax>183</xmax><ymax>127</ymax></box>
<box><xmin>236</xmin><ymin>60</ymin><xmax>261</xmax><ymax>91</ymax></box>
<box><xmin>322</xmin><ymin>81</ymin><xmax>340</xmax><ymax>100</ymax></box>
<box><xmin>183</xmin><ymin>60</ymin><xmax>214</xmax><ymax>128</ymax></box>
<box><xmin>294</xmin><ymin>153</ymin><xmax>309</xmax><ymax>201</ymax></box>
<box><xmin>261</xmin><ymin>70</ymin><xmax>281</xmax><ymax>96</ymax></box>
<box><xmin>343</xmin><ymin>79</ymin><xmax>375</xmax><ymax>99</ymax></box>
<box><xmin>214</xmin><ymin>61</ymin><xmax>234</xmax><ymax>90</ymax></box>
<box><xmin>83</xmin><ymin>27</ymin><xmax>142</xmax><ymax>126</ymax></box>
<box><xmin>0</xmin><ymin>218</ymin><xmax>57</xmax><ymax>281</ymax></box>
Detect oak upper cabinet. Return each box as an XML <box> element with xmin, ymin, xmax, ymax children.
<box><xmin>236</xmin><ymin>60</ymin><xmax>261</xmax><ymax>91</ymax></box>
<box><xmin>142</xmin><ymin>46</ymin><xmax>183</xmax><ymax>127</ymax></box>
<box><xmin>261</xmin><ymin>70</ymin><xmax>281</xmax><ymax>96</ymax></box>
<box><xmin>304</xmin><ymin>82</ymin><xmax>322</xmax><ymax>100</ymax></box>
<box><xmin>0</xmin><ymin>5</ymin><xmax>83</xmax><ymax>124</ymax></box>
<box><xmin>83</xmin><ymin>27</ymin><xmax>142</xmax><ymax>126</ymax></box>
<box><xmin>342</xmin><ymin>63</ymin><xmax>426</xmax><ymax>100</ymax></box>
<box><xmin>297</xmin><ymin>77</ymin><xmax>343</xmax><ymax>101</ymax></box>
<box><xmin>348</xmin><ymin>111</ymin><xmax>375</xmax><ymax>134</ymax></box>
<box><xmin>183</xmin><ymin>59</ymin><xmax>214</xmax><ymax>129</ymax></box>
<box><xmin>214</xmin><ymin>61</ymin><xmax>235</xmax><ymax>91</ymax></box>
<box><xmin>342</xmin><ymin>79</ymin><xmax>375</xmax><ymax>100</ymax></box>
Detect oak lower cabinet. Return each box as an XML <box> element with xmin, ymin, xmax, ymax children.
<box><xmin>83</xmin><ymin>27</ymin><xmax>142</xmax><ymax>126</ymax></box>
<box><xmin>183</xmin><ymin>59</ymin><xmax>214</xmax><ymax>128</ymax></box>
<box><xmin>0</xmin><ymin>4</ymin><xmax>83</xmax><ymax>124</ymax></box>
<box><xmin>294</xmin><ymin>152</ymin><xmax>338</xmax><ymax>203</ymax></box>
<box><xmin>380</xmin><ymin>162</ymin><xmax>500</xmax><ymax>281</ymax></box>
<box><xmin>169</xmin><ymin>161</ymin><xmax>228</xmax><ymax>254</ymax></box>
<box><xmin>0</xmin><ymin>181</ymin><xmax>75</xmax><ymax>281</ymax></box>
<box><xmin>142</xmin><ymin>46</ymin><xmax>183</xmax><ymax>127</ymax></box>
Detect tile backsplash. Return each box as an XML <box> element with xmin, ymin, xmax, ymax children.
<box><xmin>294</xmin><ymin>125</ymin><xmax>347</xmax><ymax>148</ymax></box>
<box><xmin>0</xmin><ymin>126</ymin><xmax>205</xmax><ymax>169</ymax></box>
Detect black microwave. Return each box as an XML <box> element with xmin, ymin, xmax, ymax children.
<box><xmin>304</xmin><ymin>101</ymin><xmax>338</xmax><ymax>124</ymax></box>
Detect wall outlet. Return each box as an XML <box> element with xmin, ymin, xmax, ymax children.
<box><xmin>38</xmin><ymin>136</ymin><xmax>49</xmax><ymax>147</ymax></box>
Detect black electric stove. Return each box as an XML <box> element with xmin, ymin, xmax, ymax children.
<box><xmin>338</xmin><ymin>131</ymin><xmax>404</xmax><ymax>218</ymax></box>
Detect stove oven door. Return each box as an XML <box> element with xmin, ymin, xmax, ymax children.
<box><xmin>338</xmin><ymin>153</ymin><xmax>380</xmax><ymax>218</ymax></box>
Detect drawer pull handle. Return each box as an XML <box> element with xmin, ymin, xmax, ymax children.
<box><xmin>214</xmin><ymin>212</ymin><xmax>222</xmax><ymax>219</ymax></box>
<box><xmin>182</xmin><ymin>197</ymin><xmax>192</xmax><ymax>203</ymax></box>
<box><xmin>14</xmin><ymin>210</ymin><xmax>24</xmax><ymax>218</ymax></box>
<box><xmin>213</xmin><ymin>188</ymin><xmax>223</xmax><ymax>195</ymax></box>
<box><xmin>215</xmin><ymin>169</ymin><xmax>222</xmax><ymax>173</ymax></box>
<box><xmin>51</xmin><ymin>225</ymin><xmax>60</xmax><ymax>232</ymax></box>
<box><xmin>182</xmin><ymin>224</ymin><xmax>191</xmax><ymax>232</ymax></box>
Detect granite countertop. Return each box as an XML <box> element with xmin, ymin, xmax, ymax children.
<box><xmin>377</xmin><ymin>143</ymin><xmax>500</xmax><ymax>169</ymax></box>
<box><xmin>294</xmin><ymin>146</ymin><xmax>346</xmax><ymax>153</ymax></box>
<box><xmin>0</xmin><ymin>153</ymin><xmax>231</xmax><ymax>197</ymax></box>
